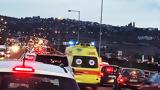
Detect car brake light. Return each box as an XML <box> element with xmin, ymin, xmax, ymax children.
<box><xmin>13</xmin><ymin>66</ymin><xmax>35</xmax><ymax>72</ymax></box>
<box><xmin>117</xmin><ymin>77</ymin><xmax>126</xmax><ymax>84</ymax></box>
<box><xmin>106</xmin><ymin>67</ymin><xmax>114</xmax><ymax>73</ymax></box>
<box><xmin>25</xmin><ymin>55</ymin><xmax>34</xmax><ymax>60</ymax></box>
<box><xmin>97</xmin><ymin>72</ymin><xmax>104</xmax><ymax>78</ymax></box>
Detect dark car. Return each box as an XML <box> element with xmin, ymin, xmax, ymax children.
<box><xmin>100</xmin><ymin>65</ymin><xmax>120</xmax><ymax>86</ymax></box>
<box><xmin>138</xmin><ymin>73</ymin><xmax>160</xmax><ymax>90</ymax></box>
<box><xmin>114</xmin><ymin>68</ymin><xmax>147</xmax><ymax>90</ymax></box>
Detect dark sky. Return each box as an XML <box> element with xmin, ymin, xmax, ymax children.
<box><xmin>0</xmin><ymin>0</ymin><xmax>159</xmax><ymax>28</ymax></box>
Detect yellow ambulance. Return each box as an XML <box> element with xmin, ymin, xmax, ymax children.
<box><xmin>65</xmin><ymin>43</ymin><xmax>102</xmax><ymax>90</ymax></box>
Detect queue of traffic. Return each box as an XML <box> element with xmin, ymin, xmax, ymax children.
<box><xmin>0</xmin><ymin>45</ymin><xmax>79</xmax><ymax>90</ymax></box>
<box><xmin>65</xmin><ymin>43</ymin><xmax>160</xmax><ymax>90</ymax></box>
<box><xmin>0</xmin><ymin>42</ymin><xmax>160</xmax><ymax>90</ymax></box>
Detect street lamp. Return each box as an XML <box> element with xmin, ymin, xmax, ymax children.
<box><xmin>68</xmin><ymin>10</ymin><xmax>80</xmax><ymax>21</ymax></box>
<box><xmin>99</xmin><ymin>0</ymin><xmax>103</xmax><ymax>56</ymax></box>
<box><xmin>68</xmin><ymin>10</ymin><xmax>80</xmax><ymax>42</ymax></box>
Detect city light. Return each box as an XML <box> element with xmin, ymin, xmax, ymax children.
<box><xmin>0</xmin><ymin>18</ymin><xmax>3</xmax><ymax>21</ymax></box>
<box><xmin>90</xmin><ymin>41</ymin><xmax>96</xmax><ymax>46</ymax></box>
<box><xmin>10</xmin><ymin>45</ymin><xmax>20</xmax><ymax>53</ymax></box>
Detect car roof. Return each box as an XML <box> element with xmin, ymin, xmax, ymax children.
<box><xmin>106</xmin><ymin>65</ymin><xmax>119</xmax><ymax>67</ymax></box>
<box><xmin>0</xmin><ymin>60</ymin><xmax>73</xmax><ymax>79</ymax></box>
<box><xmin>36</xmin><ymin>54</ymin><xmax>66</xmax><ymax>57</ymax></box>
<box><xmin>121</xmin><ymin>68</ymin><xmax>144</xmax><ymax>72</ymax></box>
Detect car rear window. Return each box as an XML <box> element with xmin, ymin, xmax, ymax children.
<box><xmin>121</xmin><ymin>69</ymin><xmax>145</xmax><ymax>77</ymax></box>
<box><xmin>35</xmin><ymin>55</ymin><xmax>69</xmax><ymax>67</ymax></box>
<box><xmin>0</xmin><ymin>73</ymin><xmax>79</xmax><ymax>90</ymax></box>
<box><xmin>72</xmin><ymin>56</ymin><xmax>98</xmax><ymax>68</ymax></box>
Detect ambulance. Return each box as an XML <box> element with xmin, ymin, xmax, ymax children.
<box><xmin>65</xmin><ymin>43</ymin><xmax>102</xmax><ymax>90</ymax></box>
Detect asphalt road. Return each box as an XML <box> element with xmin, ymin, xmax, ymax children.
<box><xmin>2</xmin><ymin>48</ymin><xmax>155</xmax><ymax>90</ymax></box>
<box><xmin>98</xmin><ymin>87</ymin><xmax>113</xmax><ymax>90</ymax></box>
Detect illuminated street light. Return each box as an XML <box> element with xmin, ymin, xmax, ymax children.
<box><xmin>68</xmin><ymin>10</ymin><xmax>80</xmax><ymax>42</ymax></box>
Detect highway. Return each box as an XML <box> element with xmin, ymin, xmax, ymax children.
<box><xmin>3</xmin><ymin>47</ymin><xmax>153</xmax><ymax>90</ymax></box>
<box><xmin>3</xmin><ymin>48</ymin><xmax>113</xmax><ymax>90</ymax></box>
<box><xmin>98</xmin><ymin>87</ymin><xmax>113</xmax><ymax>90</ymax></box>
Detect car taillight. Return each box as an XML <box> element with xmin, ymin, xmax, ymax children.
<box><xmin>25</xmin><ymin>55</ymin><xmax>34</xmax><ymax>60</ymax></box>
<box><xmin>97</xmin><ymin>72</ymin><xmax>104</xmax><ymax>78</ymax></box>
<box><xmin>117</xmin><ymin>77</ymin><xmax>127</xmax><ymax>84</ymax></box>
<box><xmin>99</xmin><ymin>63</ymin><xmax>103</xmax><ymax>67</ymax></box>
<box><xmin>13</xmin><ymin>66</ymin><xmax>35</xmax><ymax>72</ymax></box>
<box><xmin>106</xmin><ymin>67</ymin><xmax>114</xmax><ymax>74</ymax></box>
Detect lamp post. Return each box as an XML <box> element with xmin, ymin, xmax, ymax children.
<box><xmin>68</xmin><ymin>10</ymin><xmax>80</xmax><ymax>42</ymax></box>
<box><xmin>98</xmin><ymin>0</ymin><xmax>103</xmax><ymax>56</ymax></box>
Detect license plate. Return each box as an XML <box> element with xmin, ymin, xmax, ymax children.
<box><xmin>108</xmin><ymin>75</ymin><xmax>116</xmax><ymax>78</ymax></box>
<box><xmin>129</xmin><ymin>79</ymin><xmax>138</xmax><ymax>82</ymax></box>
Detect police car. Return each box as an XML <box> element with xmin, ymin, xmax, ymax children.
<box><xmin>0</xmin><ymin>60</ymin><xmax>80</xmax><ymax>90</ymax></box>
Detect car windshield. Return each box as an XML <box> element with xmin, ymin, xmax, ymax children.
<box><xmin>0</xmin><ymin>73</ymin><xmax>79</xmax><ymax>90</ymax></box>
<box><xmin>35</xmin><ymin>55</ymin><xmax>69</xmax><ymax>67</ymax></box>
<box><xmin>121</xmin><ymin>69</ymin><xmax>145</xmax><ymax>77</ymax></box>
<box><xmin>72</xmin><ymin>56</ymin><xmax>98</xmax><ymax>68</ymax></box>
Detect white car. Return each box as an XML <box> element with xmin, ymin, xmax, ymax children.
<box><xmin>0</xmin><ymin>60</ymin><xmax>80</xmax><ymax>90</ymax></box>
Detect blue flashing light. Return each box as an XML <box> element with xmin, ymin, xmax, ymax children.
<box><xmin>68</xmin><ymin>41</ymin><xmax>74</xmax><ymax>46</ymax></box>
<box><xmin>90</xmin><ymin>41</ymin><xmax>95</xmax><ymax>46</ymax></box>
<box><xmin>75</xmin><ymin>41</ymin><xmax>79</xmax><ymax>44</ymax></box>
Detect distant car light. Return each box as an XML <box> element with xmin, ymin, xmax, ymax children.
<box><xmin>0</xmin><ymin>52</ymin><xmax>4</xmax><ymax>55</ymax></box>
<box><xmin>10</xmin><ymin>45</ymin><xmax>20</xmax><ymax>53</ymax></box>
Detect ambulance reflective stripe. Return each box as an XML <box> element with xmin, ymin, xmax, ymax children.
<box><xmin>74</xmin><ymin>69</ymin><xmax>100</xmax><ymax>75</ymax></box>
